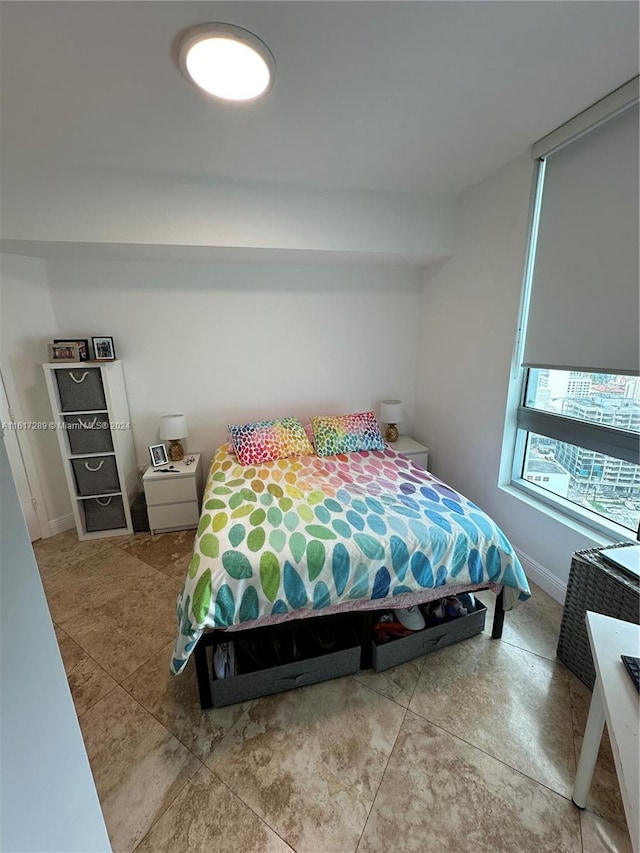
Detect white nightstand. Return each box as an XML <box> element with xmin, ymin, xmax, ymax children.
<box><xmin>142</xmin><ymin>453</ymin><xmax>203</xmax><ymax>535</ymax></box>
<box><xmin>391</xmin><ymin>436</ymin><xmax>429</xmax><ymax>470</ymax></box>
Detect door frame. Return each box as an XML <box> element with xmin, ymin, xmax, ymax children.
<box><xmin>0</xmin><ymin>368</ymin><xmax>51</xmax><ymax>540</ymax></box>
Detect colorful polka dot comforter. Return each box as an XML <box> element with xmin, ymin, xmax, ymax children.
<box><xmin>171</xmin><ymin>444</ymin><xmax>531</xmax><ymax>674</ymax></box>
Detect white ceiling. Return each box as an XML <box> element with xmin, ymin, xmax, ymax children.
<box><xmin>0</xmin><ymin>1</ymin><xmax>638</xmax><ymax>198</ymax></box>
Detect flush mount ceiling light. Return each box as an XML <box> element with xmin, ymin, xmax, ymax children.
<box><xmin>177</xmin><ymin>23</ymin><xmax>275</xmax><ymax>102</ymax></box>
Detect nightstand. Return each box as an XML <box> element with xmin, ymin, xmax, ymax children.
<box><xmin>391</xmin><ymin>436</ymin><xmax>429</xmax><ymax>470</ymax></box>
<box><xmin>142</xmin><ymin>453</ymin><xmax>203</xmax><ymax>534</ymax></box>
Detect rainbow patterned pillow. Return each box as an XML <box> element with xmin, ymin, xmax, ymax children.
<box><xmin>311</xmin><ymin>411</ymin><xmax>386</xmax><ymax>457</ymax></box>
<box><xmin>228</xmin><ymin>416</ymin><xmax>315</xmax><ymax>466</ymax></box>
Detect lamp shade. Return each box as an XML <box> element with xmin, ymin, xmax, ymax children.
<box><xmin>380</xmin><ymin>400</ymin><xmax>403</xmax><ymax>424</ymax></box>
<box><xmin>159</xmin><ymin>414</ymin><xmax>188</xmax><ymax>440</ymax></box>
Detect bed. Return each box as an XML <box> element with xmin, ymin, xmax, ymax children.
<box><xmin>171</xmin><ymin>419</ymin><xmax>531</xmax><ymax>706</ymax></box>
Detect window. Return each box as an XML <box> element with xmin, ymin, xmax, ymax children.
<box><xmin>516</xmin><ymin>370</ymin><xmax>640</xmax><ymax>533</ymax></box>
<box><xmin>508</xmin><ymin>79</ymin><xmax>640</xmax><ymax>539</ymax></box>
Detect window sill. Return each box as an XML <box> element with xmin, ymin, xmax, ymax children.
<box><xmin>500</xmin><ymin>479</ymin><xmax>636</xmax><ymax>547</ymax></box>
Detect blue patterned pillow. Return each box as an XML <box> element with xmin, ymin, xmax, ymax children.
<box><xmin>311</xmin><ymin>411</ymin><xmax>385</xmax><ymax>457</ymax></box>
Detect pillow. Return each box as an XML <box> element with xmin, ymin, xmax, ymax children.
<box><xmin>303</xmin><ymin>422</ymin><xmax>315</xmax><ymax>447</ymax></box>
<box><xmin>311</xmin><ymin>411</ymin><xmax>386</xmax><ymax>457</ymax></box>
<box><xmin>228</xmin><ymin>416</ymin><xmax>315</xmax><ymax>466</ymax></box>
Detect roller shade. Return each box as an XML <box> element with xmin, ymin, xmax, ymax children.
<box><xmin>523</xmin><ymin>102</ymin><xmax>639</xmax><ymax>376</ymax></box>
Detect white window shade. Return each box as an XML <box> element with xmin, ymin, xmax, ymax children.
<box><xmin>523</xmin><ymin>103</ymin><xmax>639</xmax><ymax>376</ymax></box>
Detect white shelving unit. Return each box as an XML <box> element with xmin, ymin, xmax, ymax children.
<box><xmin>42</xmin><ymin>360</ymin><xmax>137</xmax><ymax>540</ymax></box>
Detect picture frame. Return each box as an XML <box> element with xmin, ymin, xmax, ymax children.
<box><xmin>48</xmin><ymin>342</ymin><xmax>80</xmax><ymax>362</ymax></box>
<box><xmin>54</xmin><ymin>338</ymin><xmax>89</xmax><ymax>361</ymax></box>
<box><xmin>149</xmin><ymin>443</ymin><xmax>169</xmax><ymax>467</ymax></box>
<box><xmin>92</xmin><ymin>336</ymin><xmax>116</xmax><ymax>361</ymax></box>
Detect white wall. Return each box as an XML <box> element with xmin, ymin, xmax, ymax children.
<box><xmin>0</xmin><ymin>253</ymin><xmax>69</xmax><ymax>524</ymax></box>
<box><xmin>1</xmin><ymin>171</ymin><xmax>454</xmax><ymax>265</ymax></box>
<box><xmin>414</xmin><ymin>153</ymin><xmax>602</xmax><ymax>593</ymax></box>
<box><xmin>46</xmin><ymin>259</ymin><xmax>422</xmax><ymax>474</ymax></box>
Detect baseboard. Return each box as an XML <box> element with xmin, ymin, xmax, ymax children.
<box><xmin>515</xmin><ymin>547</ymin><xmax>567</xmax><ymax>605</ymax></box>
<box><xmin>47</xmin><ymin>513</ymin><xmax>75</xmax><ymax>537</ymax></box>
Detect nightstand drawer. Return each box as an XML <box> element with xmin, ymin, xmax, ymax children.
<box><xmin>144</xmin><ymin>476</ymin><xmax>197</xmax><ymax>506</ymax></box>
<box><xmin>408</xmin><ymin>451</ymin><xmax>429</xmax><ymax>469</ymax></box>
<box><xmin>147</xmin><ymin>501</ymin><xmax>199</xmax><ymax>532</ymax></box>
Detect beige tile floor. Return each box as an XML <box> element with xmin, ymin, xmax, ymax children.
<box><xmin>34</xmin><ymin>529</ymin><xmax>633</xmax><ymax>853</ymax></box>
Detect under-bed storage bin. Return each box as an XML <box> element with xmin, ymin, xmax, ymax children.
<box><xmin>371</xmin><ymin>600</ymin><xmax>487</xmax><ymax>672</ymax></box>
<box><xmin>557</xmin><ymin>545</ymin><xmax>639</xmax><ymax>689</ymax></box>
<box><xmin>210</xmin><ymin>622</ymin><xmax>361</xmax><ymax>707</ymax></box>
<box><xmin>55</xmin><ymin>367</ymin><xmax>107</xmax><ymax>412</ymax></box>
<box><xmin>71</xmin><ymin>455</ymin><xmax>119</xmax><ymax>496</ymax></box>
<box><xmin>83</xmin><ymin>495</ymin><xmax>127</xmax><ymax>532</ymax></box>
<box><xmin>64</xmin><ymin>415</ymin><xmax>114</xmax><ymax>454</ymax></box>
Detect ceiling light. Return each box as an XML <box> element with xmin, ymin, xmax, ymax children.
<box><xmin>178</xmin><ymin>23</ymin><xmax>275</xmax><ymax>102</ymax></box>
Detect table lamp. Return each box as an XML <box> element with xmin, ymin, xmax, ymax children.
<box><xmin>380</xmin><ymin>400</ymin><xmax>403</xmax><ymax>443</ymax></box>
<box><xmin>159</xmin><ymin>414</ymin><xmax>188</xmax><ymax>462</ymax></box>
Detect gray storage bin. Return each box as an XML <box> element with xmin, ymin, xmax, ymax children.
<box><xmin>55</xmin><ymin>367</ymin><xmax>106</xmax><ymax>412</ymax></box>
<box><xmin>211</xmin><ymin>644</ymin><xmax>361</xmax><ymax>707</ymax></box>
<box><xmin>371</xmin><ymin>600</ymin><xmax>487</xmax><ymax>672</ymax></box>
<box><xmin>64</xmin><ymin>415</ymin><xmax>114</xmax><ymax>454</ymax></box>
<box><xmin>83</xmin><ymin>495</ymin><xmax>127</xmax><ymax>532</ymax></box>
<box><xmin>72</xmin><ymin>455</ymin><xmax>120</xmax><ymax>496</ymax></box>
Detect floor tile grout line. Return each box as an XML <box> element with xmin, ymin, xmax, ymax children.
<box><xmin>500</xmin><ymin>635</ymin><xmax>565</xmax><ymax>666</ymax></box>
<box><xmin>355</xmin><ymin>704</ymin><xmax>410</xmax><ymax>853</ymax></box>
<box><xmin>130</xmin><ymin>757</ymin><xmax>203</xmax><ymax>853</ymax></box>
<box><xmin>86</xmin><ymin>676</ymin><xmax>204</xmax><ymax>852</ymax></box>
<box><xmin>54</xmin><ymin>620</ymin><xmax>124</xmax><ymax>717</ymax></box>
<box><xmin>115</xmin><ymin>672</ymin><xmax>218</xmax><ymax>767</ymax></box>
<box><xmin>405</xmin><ymin>705</ymin><xmax>583</xmax><ymax>807</ymax></box>
<box><xmin>75</xmin><ymin>684</ymin><xmax>204</xmax><ymax>851</ymax></box>
<box><xmin>76</xmin><ymin>680</ymin><xmax>120</xmax><ymax>720</ymax></box>
<box><xmin>56</xmin><ymin>621</ymin><xmax>179</xmax><ymax>691</ymax></box>
<box><xmin>350</xmin><ymin>675</ymin><xmax>413</xmax><ymax>712</ymax></box>
<box><xmin>210</xmin><ymin>769</ymin><xmax>299</xmax><ymax>853</ymax></box>
<box><xmin>204</xmin><ymin>701</ymin><xmax>253</xmax><ymax>764</ymax></box>
<box><xmin>578</xmin><ymin>807</ymin><xmax>586</xmax><ymax>853</ymax></box>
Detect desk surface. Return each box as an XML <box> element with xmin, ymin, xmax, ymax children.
<box><xmin>587</xmin><ymin>612</ymin><xmax>639</xmax><ymax>852</ymax></box>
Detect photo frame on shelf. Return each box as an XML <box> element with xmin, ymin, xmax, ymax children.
<box><xmin>54</xmin><ymin>338</ymin><xmax>89</xmax><ymax>361</ymax></box>
<box><xmin>92</xmin><ymin>336</ymin><xmax>116</xmax><ymax>360</ymax></box>
<box><xmin>48</xmin><ymin>342</ymin><xmax>80</xmax><ymax>362</ymax></box>
<box><xmin>149</xmin><ymin>443</ymin><xmax>169</xmax><ymax>467</ymax></box>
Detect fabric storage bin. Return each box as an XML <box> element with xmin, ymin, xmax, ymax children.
<box><xmin>557</xmin><ymin>545</ymin><xmax>639</xmax><ymax>689</ymax></box>
<box><xmin>211</xmin><ymin>644</ymin><xmax>361</xmax><ymax>707</ymax></box>
<box><xmin>210</xmin><ymin>620</ymin><xmax>361</xmax><ymax>707</ymax></box>
<box><xmin>71</xmin><ymin>455</ymin><xmax>120</xmax><ymax>496</ymax></box>
<box><xmin>55</xmin><ymin>367</ymin><xmax>107</xmax><ymax>412</ymax></box>
<box><xmin>64</xmin><ymin>415</ymin><xmax>114</xmax><ymax>454</ymax></box>
<box><xmin>83</xmin><ymin>495</ymin><xmax>127</xmax><ymax>532</ymax></box>
<box><xmin>371</xmin><ymin>600</ymin><xmax>487</xmax><ymax>672</ymax></box>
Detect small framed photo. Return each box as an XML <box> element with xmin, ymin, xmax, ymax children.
<box><xmin>48</xmin><ymin>342</ymin><xmax>80</xmax><ymax>362</ymax></box>
<box><xmin>54</xmin><ymin>338</ymin><xmax>89</xmax><ymax>361</ymax></box>
<box><xmin>92</xmin><ymin>336</ymin><xmax>115</xmax><ymax>360</ymax></box>
<box><xmin>149</xmin><ymin>443</ymin><xmax>168</xmax><ymax>467</ymax></box>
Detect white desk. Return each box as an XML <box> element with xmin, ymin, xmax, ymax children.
<box><xmin>573</xmin><ymin>612</ymin><xmax>639</xmax><ymax>852</ymax></box>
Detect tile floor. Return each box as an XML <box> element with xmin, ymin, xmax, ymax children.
<box><xmin>34</xmin><ymin>529</ymin><xmax>632</xmax><ymax>853</ymax></box>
